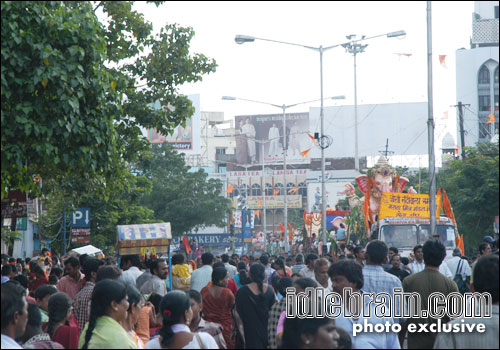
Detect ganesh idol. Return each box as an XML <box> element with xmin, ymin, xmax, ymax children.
<box><xmin>345</xmin><ymin>156</ymin><xmax>416</xmax><ymax>232</ymax></box>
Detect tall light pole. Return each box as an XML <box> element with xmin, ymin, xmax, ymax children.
<box><xmin>234</xmin><ymin>33</ymin><xmax>402</xmax><ymax>253</ymax></box>
<box><xmin>223</xmin><ymin>95</ymin><xmax>344</xmax><ymax>253</ymax></box>
<box><xmin>341</xmin><ymin>31</ymin><xmax>406</xmax><ymax>171</ymax></box>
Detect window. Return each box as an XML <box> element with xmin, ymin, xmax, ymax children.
<box><xmin>240</xmin><ymin>184</ymin><xmax>250</xmax><ymax>197</ymax></box>
<box><xmin>251</xmin><ymin>184</ymin><xmax>261</xmax><ymax>196</ymax></box>
<box><xmin>265</xmin><ymin>183</ymin><xmax>273</xmax><ymax>196</ymax></box>
<box><xmin>495</xmin><ymin>6</ymin><xmax>499</xmax><ymax>19</ymax></box>
<box><xmin>298</xmin><ymin>182</ymin><xmax>307</xmax><ymax>196</ymax></box>
<box><xmin>479</xmin><ymin>95</ymin><xmax>491</xmax><ymax>112</ymax></box>
<box><xmin>274</xmin><ymin>183</ymin><xmax>284</xmax><ymax>195</ymax></box>
<box><xmin>216</xmin><ymin>148</ymin><xmax>226</xmax><ymax>155</ymax></box>
<box><xmin>478</xmin><ymin>65</ymin><xmax>490</xmax><ymax>84</ymax></box>
<box><xmin>218</xmin><ymin>165</ymin><xmax>226</xmax><ymax>173</ymax></box>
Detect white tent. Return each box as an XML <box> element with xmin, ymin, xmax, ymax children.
<box><xmin>70</xmin><ymin>245</ymin><xmax>103</xmax><ymax>257</ymax></box>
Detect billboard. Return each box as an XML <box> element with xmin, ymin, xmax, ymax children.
<box><xmin>147</xmin><ymin>94</ymin><xmax>201</xmax><ymax>154</ymax></box>
<box><xmin>235</xmin><ymin>112</ymin><xmax>311</xmax><ymax>165</ymax></box>
<box><xmin>234</xmin><ymin>195</ymin><xmax>303</xmax><ymax>209</ymax></box>
<box><xmin>307</xmin><ymin>182</ymin><xmax>350</xmax><ymax>213</ymax></box>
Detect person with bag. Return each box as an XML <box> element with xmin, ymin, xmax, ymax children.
<box><xmin>446</xmin><ymin>248</ymin><xmax>471</xmax><ymax>293</ymax></box>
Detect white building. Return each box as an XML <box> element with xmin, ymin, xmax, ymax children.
<box><xmin>456</xmin><ymin>1</ymin><xmax>499</xmax><ymax>147</ymax></box>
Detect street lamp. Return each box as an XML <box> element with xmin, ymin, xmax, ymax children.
<box><xmin>340</xmin><ymin>30</ymin><xmax>406</xmax><ymax>171</ymax></box>
<box><xmin>235</xmin><ymin>32</ymin><xmax>404</xmax><ymax>253</ymax></box>
<box><xmin>223</xmin><ymin>95</ymin><xmax>344</xmax><ymax>253</ymax></box>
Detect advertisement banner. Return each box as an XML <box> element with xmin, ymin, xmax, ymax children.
<box><xmin>172</xmin><ymin>234</ymin><xmax>243</xmax><ymax>247</ymax></box>
<box><xmin>117</xmin><ymin>223</ymin><xmax>172</xmax><ymax>241</ymax></box>
<box><xmin>240</xmin><ymin>195</ymin><xmax>302</xmax><ymax>209</ymax></box>
<box><xmin>71</xmin><ymin>228</ymin><xmax>91</xmax><ymax>244</ymax></box>
<box><xmin>241</xmin><ymin>209</ymin><xmax>253</xmax><ymax>243</ymax></box>
<box><xmin>147</xmin><ymin>94</ymin><xmax>201</xmax><ymax>154</ymax></box>
<box><xmin>379</xmin><ymin>193</ymin><xmax>442</xmax><ymax>220</ymax></box>
<box><xmin>233</xmin><ymin>210</ymin><xmax>254</xmax><ymax>229</ymax></box>
<box><xmin>235</xmin><ymin>112</ymin><xmax>310</xmax><ymax>165</ymax></box>
<box><xmin>307</xmin><ymin>182</ymin><xmax>349</xmax><ymax>212</ymax></box>
<box><xmin>1</xmin><ymin>204</ymin><xmax>27</xmax><ymax>218</ymax></box>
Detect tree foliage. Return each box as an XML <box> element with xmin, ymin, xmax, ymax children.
<box><xmin>437</xmin><ymin>142</ymin><xmax>499</xmax><ymax>254</ymax></box>
<box><xmin>1</xmin><ymin>1</ymin><xmax>217</xmax><ymax>199</ymax></box>
<box><xmin>136</xmin><ymin>143</ymin><xmax>231</xmax><ymax>236</ymax></box>
<box><xmin>2</xmin><ymin>1</ymin><xmax>120</xmax><ymax>198</ymax></box>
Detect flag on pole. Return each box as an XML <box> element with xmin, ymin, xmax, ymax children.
<box><xmin>301</xmin><ymin>149</ymin><xmax>311</xmax><ymax>158</ymax></box>
<box><xmin>307</xmin><ymin>133</ymin><xmax>317</xmax><ymax>145</ymax></box>
<box><xmin>273</xmin><ymin>189</ymin><xmax>280</xmax><ymax>195</ymax></box>
<box><xmin>486</xmin><ymin>113</ymin><xmax>496</xmax><ymax>124</ymax></box>
<box><xmin>279</xmin><ymin>223</ymin><xmax>285</xmax><ymax>232</ymax></box>
<box><xmin>257</xmin><ymin>200</ymin><xmax>262</xmax><ymax>207</ymax></box>
<box><xmin>182</xmin><ymin>236</ymin><xmax>192</xmax><ymax>254</ymax></box>
<box><xmin>226</xmin><ymin>184</ymin><xmax>234</xmax><ymax>193</ymax></box>
<box><xmin>254</xmin><ymin>210</ymin><xmax>260</xmax><ymax>221</ymax></box>
<box><xmin>439</xmin><ymin>55</ymin><xmax>447</xmax><ymax>68</ymax></box>
<box><xmin>288</xmin><ymin>187</ymin><xmax>299</xmax><ymax>194</ymax></box>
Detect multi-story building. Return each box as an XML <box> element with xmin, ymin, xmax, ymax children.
<box><xmin>456</xmin><ymin>1</ymin><xmax>499</xmax><ymax>147</ymax></box>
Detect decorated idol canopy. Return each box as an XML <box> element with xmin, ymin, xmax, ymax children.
<box><xmin>116</xmin><ymin>223</ymin><xmax>172</xmax><ymax>258</ymax></box>
<box><xmin>70</xmin><ymin>245</ymin><xmax>104</xmax><ymax>258</ymax></box>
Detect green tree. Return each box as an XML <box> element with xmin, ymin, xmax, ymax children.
<box><xmin>136</xmin><ymin>143</ymin><xmax>231</xmax><ymax>236</ymax></box>
<box><xmin>2</xmin><ymin>1</ymin><xmax>217</xmax><ymax>199</ymax></box>
<box><xmin>437</xmin><ymin>142</ymin><xmax>499</xmax><ymax>255</ymax></box>
<box><xmin>2</xmin><ymin>1</ymin><xmax>120</xmax><ymax>198</ymax></box>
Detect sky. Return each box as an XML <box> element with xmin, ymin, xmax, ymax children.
<box><xmin>131</xmin><ymin>1</ymin><xmax>475</xmax><ymax>164</ymax></box>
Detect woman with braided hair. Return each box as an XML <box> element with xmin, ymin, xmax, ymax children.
<box><xmin>235</xmin><ymin>263</ymin><xmax>276</xmax><ymax>349</ymax></box>
<box><xmin>78</xmin><ymin>279</ymin><xmax>137</xmax><ymax>349</ymax></box>
<box><xmin>43</xmin><ymin>292</ymin><xmax>80</xmax><ymax>349</ymax></box>
<box><xmin>144</xmin><ymin>290</ymin><xmax>217</xmax><ymax>349</ymax></box>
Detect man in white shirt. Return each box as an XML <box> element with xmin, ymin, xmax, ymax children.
<box><xmin>1</xmin><ymin>281</ymin><xmax>29</xmax><ymax>349</ymax></box>
<box><xmin>300</xmin><ymin>253</ymin><xmax>318</xmax><ymax>279</ymax></box>
<box><xmin>259</xmin><ymin>255</ymin><xmax>275</xmax><ymax>282</ymax></box>
<box><xmin>313</xmin><ymin>258</ymin><xmax>332</xmax><ymax>292</ymax></box>
<box><xmin>446</xmin><ymin>248</ymin><xmax>471</xmax><ymax>283</ymax></box>
<box><xmin>409</xmin><ymin>245</ymin><xmax>425</xmax><ymax>273</ymax></box>
<box><xmin>221</xmin><ymin>254</ymin><xmax>237</xmax><ymax>279</ymax></box>
<box><xmin>119</xmin><ymin>255</ymin><xmax>144</xmax><ymax>287</ymax></box>
<box><xmin>190</xmin><ymin>253</ymin><xmax>214</xmax><ymax>292</ymax></box>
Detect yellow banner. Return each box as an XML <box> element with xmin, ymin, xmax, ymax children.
<box><xmin>379</xmin><ymin>193</ymin><xmax>441</xmax><ymax>219</ymax></box>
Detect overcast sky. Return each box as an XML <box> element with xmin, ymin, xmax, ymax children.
<box><xmin>133</xmin><ymin>1</ymin><xmax>473</xmax><ymax>119</ymax></box>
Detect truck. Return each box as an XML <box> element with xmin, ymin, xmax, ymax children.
<box><xmin>374</xmin><ymin>216</ymin><xmax>457</xmax><ymax>258</ymax></box>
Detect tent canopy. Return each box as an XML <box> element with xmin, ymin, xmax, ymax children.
<box><xmin>70</xmin><ymin>245</ymin><xmax>103</xmax><ymax>257</ymax></box>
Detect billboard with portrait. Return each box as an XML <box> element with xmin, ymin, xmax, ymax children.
<box><xmin>234</xmin><ymin>112</ymin><xmax>311</xmax><ymax>165</ymax></box>
<box><xmin>147</xmin><ymin>94</ymin><xmax>201</xmax><ymax>154</ymax></box>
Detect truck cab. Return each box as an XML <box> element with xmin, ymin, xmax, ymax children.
<box><xmin>374</xmin><ymin>217</ymin><xmax>457</xmax><ymax>260</ymax></box>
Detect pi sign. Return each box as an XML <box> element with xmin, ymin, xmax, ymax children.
<box><xmin>72</xmin><ymin>208</ymin><xmax>90</xmax><ymax>228</ymax></box>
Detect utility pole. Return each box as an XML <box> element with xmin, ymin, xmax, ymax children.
<box><xmin>379</xmin><ymin>138</ymin><xmax>394</xmax><ymax>158</ymax></box>
<box><xmin>452</xmin><ymin>102</ymin><xmax>470</xmax><ymax>160</ymax></box>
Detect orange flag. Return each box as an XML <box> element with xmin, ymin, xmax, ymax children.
<box><xmin>279</xmin><ymin>223</ymin><xmax>285</xmax><ymax>232</ymax></box>
<box><xmin>457</xmin><ymin>234</ymin><xmax>465</xmax><ymax>256</ymax></box>
<box><xmin>225</xmin><ymin>184</ymin><xmax>234</xmax><ymax>193</ymax></box>
<box><xmin>439</xmin><ymin>55</ymin><xmax>447</xmax><ymax>68</ymax></box>
<box><xmin>288</xmin><ymin>187</ymin><xmax>299</xmax><ymax>194</ymax></box>
<box><xmin>301</xmin><ymin>149</ymin><xmax>311</xmax><ymax>158</ymax></box>
<box><xmin>257</xmin><ymin>200</ymin><xmax>262</xmax><ymax>207</ymax></box>
<box><xmin>307</xmin><ymin>133</ymin><xmax>317</xmax><ymax>145</ymax></box>
<box><xmin>486</xmin><ymin>113</ymin><xmax>496</xmax><ymax>124</ymax></box>
<box><xmin>436</xmin><ymin>188</ymin><xmax>442</xmax><ymax>216</ymax></box>
<box><xmin>182</xmin><ymin>236</ymin><xmax>192</xmax><ymax>254</ymax></box>
<box><xmin>254</xmin><ymin>210</ymin><xmax>260</xmax><ymax>221</ymax></box>
<box><xmin>288</xmin><ymin>222</ymin><xmax>293</xmax><ymax>233</ymax></box>
<box><xmin>273</xmin><ymin>189</ymin><xmax>280</xmax><ymax>195</ymax></box>
<box><xmin>394</xmin><ymin>53</ymin><xmax>412</xmax><ymax>57</ymax></box>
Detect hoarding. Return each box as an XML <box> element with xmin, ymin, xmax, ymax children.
<box><xmin>234</xmin><ymin>112</ymin><xmax>311</xmax><ymax>165</ymax></box>
<box><xmin>236</xmin><ymin>195</ymin><xmax>303</xmax><ymax>209</ymax></box>
<box><xmin>379</xmin><ymin>193</ymin><xmax>442</xmax><ymax>220</ymax></box>
<box><xmin>147</xmin><ymin>94</ymin><xmax>201</xmax><ymax>154</ymax></box>
<box><xmin>307</xmin><ymin>182</ymin><xmax>349</xmax><ymax>212</ymax></box>
<box><xmin>171</xmin><ymin>234</ymin><xmax>243</xmax><ymax>247</ymax></box>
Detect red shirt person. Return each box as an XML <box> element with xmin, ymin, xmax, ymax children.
<box><xmin>57</xmin><ymin>257</ymin><xmax>85</xmax><ymax>300</ymax></box>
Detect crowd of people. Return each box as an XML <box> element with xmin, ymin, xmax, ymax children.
<box><xmin>1</xmin><ymin>236</ymin><xmax>498</xmax><ymax>349</ymax></box>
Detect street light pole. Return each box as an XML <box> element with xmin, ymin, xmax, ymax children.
<box><xmin>281</xmin><ymin>105</ymin><xmax>289</xmax><ymax>253</ymax></box>
<box><xmin>261</xmin><ymin>141</ymin><xmax>268</xmax><ymax>252</ymax></box>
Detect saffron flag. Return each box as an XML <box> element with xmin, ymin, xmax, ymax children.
<box><xmin>457</xmin><ymin>234</ymin><xmax>465</xmax><ymax>256</ymax></box>
<box><xmin>439</xmin><ymin>55</ymin><xmax>447</xmax><ymax>68</ymax></box>
<box><xmin>486</xmin><ymin>113</ymin><xmax>495</xmax><ymax>124</ymax></box>
<box><xmin>436</xmin><ymin>188</ymin><xmax>442</xmax><ymax>216</ymax></box>
<box><xmin>257</xmin><ymin>200</ymin><xmax>262</xmax><ymax>207</ymax></box>
<box><xmin>279</xmin><ymin>223</ymin><xmax>285</xmax><ymax>232</ymax></box>
<box><xmin>254</xmin><ymin>210</ymin><xmax>260</xmax><ymax>221</ymax></box>
<box><xmin>301</xmin><ymin>149</ymin><xmax>310</xmax><ymax>158</ymax></box>
<box><xmin>307</xmin><ymin>133</ymin><xmax>317</xmax><ymax>145</ymax></box>
<box><xmin>226</xmin><ymin>184</ymin><xmax>234</xmax><ymax>193</ymax></box>
<box><xmin>273</xmin><ymin>189</ymin><xmax>280</xmax><ymax>195</ymax></box>
<box><xmin>182</xmin><ymin>236</ymin><xmax>192</xmax><ymax>254</ymax></box>
<box><xmin>288</xmin><ymin>187</ymin><xmax>299</xmax><ymax>194</ymax></box>
<box><xmin>394</xmin><ymin>53</ymin><xmax>412</xmax><ymax>57</ymax></box>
